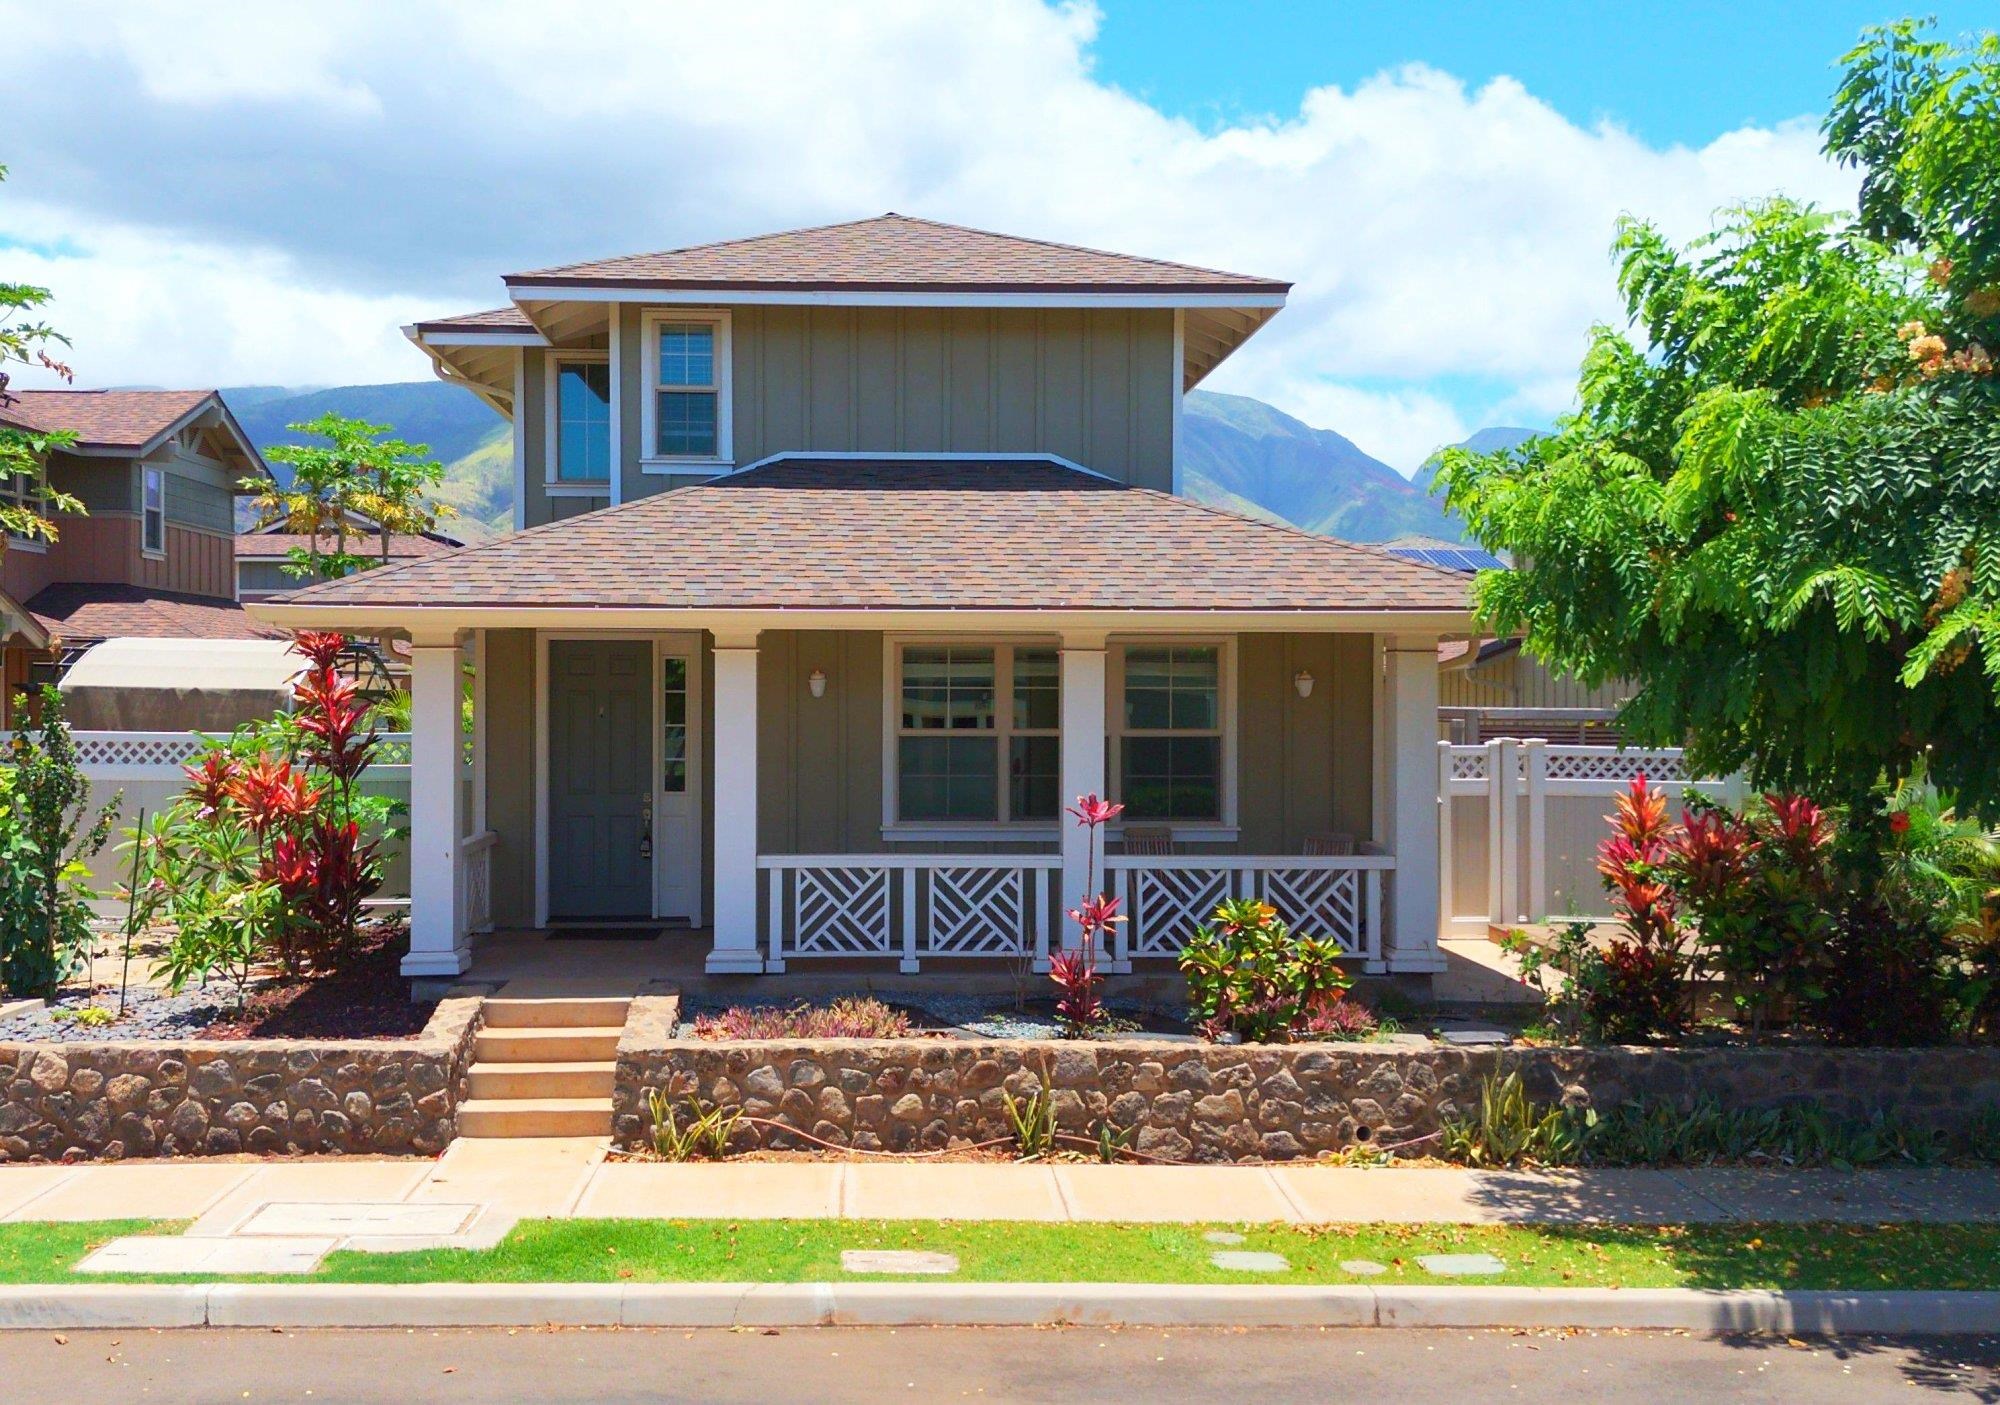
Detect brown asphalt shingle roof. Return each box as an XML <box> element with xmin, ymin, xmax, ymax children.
<box><xmin>506</xmin><ymin>214</ymin><xmax>1288</xmax><ymax>294</ymax></box>
<box><xmin>410</xmin><ymin>307</ymin><xmax>537</xmax><ymax>336</ymax></box>
<box><xmin>0</xmin><ymin>389</ymin><xmax>214</xmax><ymax>452</ymax></box>
<box><xmin>236</xmin><ymin>532</ymin><xmax>456</xmax><ymax>561</ymax></box>
<box><xmin>28</xmin><ymin>584</ymin><xmax>280</xmax><ymax>643</ymax></box>
<box><xmin>274</xmin><ymin>459</ymin><xmax>1470</xmax><ymax>614</ymax></box>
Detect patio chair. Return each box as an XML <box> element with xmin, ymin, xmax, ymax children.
<box><xmin>1121</xmin><ymin>825</ymin><xmax>1176</xmax><ymax>856</ymax></box>
<box><xmin>1301</xmin><ymin>831</ymin><xmax>1355</xmax><ymax>856</ymax></box>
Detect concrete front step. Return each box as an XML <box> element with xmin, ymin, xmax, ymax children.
<box><xmin>466</xmin><ymin>1061</ymin><xmax>617</xmax><ymax>1100</ymax></box>
<box><xmin>456</xmin><ymin>1097</ymin><xmax>615</xmax><ymax>1138</ymax></box>
<box><xmin>481</xmin><ymin>997</ymin><xmax>633</xmax><ymax>1030</ymax></box>
<box><xmin>472</xmin><ymin>1026</ymin><xmax>625</xmax><ymax>1063</ymax></box>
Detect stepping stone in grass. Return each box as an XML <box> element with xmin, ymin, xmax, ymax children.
<box><xmin>1416</xmin><ymin>1252</ymin><xmax>1506</xmax><ymax>1276</ymax></box>
<box><xmin>1203</xmin><ymin>1231</ymin><xmax>1246</xmax><ymax>1245</ymax></box>
<box><xmin>1339</xmin><ymin>1259</ymin><xmax>1388</xmax><ymax>1276</ymax></box>
<box><xmin>1210</xmin><ymin>1250</ymin><xmax>1289</xmax><ymax>1273</ymax></box>
<box><xmin>840</xmin><ymin>1249</ymin><xmax>960</xmax><ymax>1275</ymax></box>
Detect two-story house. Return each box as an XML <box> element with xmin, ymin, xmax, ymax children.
<box><xmin>0</xmin><ymin>389</ymin><xmax>272</xmax><ymax>723</ymax></box>
<box><xmin>248</xmin><ymin>216</ymin><xmax>1471</xmax><ymax>988</ymax></box>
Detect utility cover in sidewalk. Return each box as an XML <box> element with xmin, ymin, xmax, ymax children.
<box><xmin>840</xmin><ymin>1249</ymin><xmax>960</xmax><ymax>1275</ymax></box>
<box><xmin>235</xmin><ymin>1202</ymin><xmax>483</xmax><ymax>1237</ymax></box>
<box><xmin>1210</xmin><ymin>1250</ymin><xmax>1289</xmax><ymax>1273</ymax></box>
<box><xmin>79</xmin><ymin>1235</ymin><xmax>337</xmax><ymax>1275</ymax></box>
<box><xmin>1416</xmin><ymin>1252</ymin><xmax>1506</xmax><ymax>1276</ymax></box>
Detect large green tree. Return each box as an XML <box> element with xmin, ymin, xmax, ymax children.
<box><xmin>246</xmin><ymin>413</ymin><xmax>452</xmax><ymax>580</ymax></box>
<box><xmin>1439</xmin><ymin>20</ymin><xmax>2000</xmax><ymax>816</ymax></box>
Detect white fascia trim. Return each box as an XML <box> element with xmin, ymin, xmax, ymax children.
<box><xmin>712</xmin><ymin>449</ymin><xmax>1118</xmax><ymax>484</ymax></box>
<box><xmin>407</xmin><ymin>326</ymin><xmax>550</xmax><ymax>348</ymax></box>
<box><xmin>506</xmin><ymin>284</ymin><xmax>1288</xmax><ymax>311</ymax></box>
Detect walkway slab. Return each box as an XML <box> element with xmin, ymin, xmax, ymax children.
<box><xmin>409</xmin><ymin>1136</ymin><xmax>605</xmax><ymax>1219</ymax></box>
<box><xmin>1666</xmin><ymin>1169</ymin><xmax>1913</xmax><ymax>1223</ymax></box>
<box><xmin>1271</xmin><ymin>1167</ymin><xmax>1489</xmax><ymax>1223</ymax></box>
<box><xmin>77</xmin><ymin>1234</ymin><xmax>337</xmax><ymax>1275</ymax></box>
<box><xmin>187</xmin><ymin>1160</ymin><xmax>432</xmax><ymax>1236</ymax></box>
<box><xmin>843</xmin><ymin>1163</ymin><xmax>1065</xmax><ymax>1221</ymax></box>
<box><xmin>236</xmin><ymin>1201</ymin><xmax>481</xmax><ymax>1238</ymax></box>
<box><xmin>1053</xmin><ymin>1165</ymin><xmax>1298</xmax><ymax>1223</ymax></box>
<box><xmin>574</xmin><ymin>1161</ymin><xmax>840</xmax><ymax>1219</ymax></box>
<box><xmin>1858</xmin><ymin>1168</ymin><xmax>2000</xmax><ymax>1223</ymax></box>
<box><xmin>0</xmin><ymin>1166</ymin><xmax>76</xmax><ymax>1221</ymax></box>
<box><xmin>18</xmin><ymin>1163</ymin><xmax>252</xmax><ymax>1222</ymax></box>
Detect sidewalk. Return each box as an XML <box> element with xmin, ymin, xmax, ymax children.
<box><xmin>7</xmin><ymin>1143</ymin><xmax>2000</xmax><ymax>1232</ymax></box>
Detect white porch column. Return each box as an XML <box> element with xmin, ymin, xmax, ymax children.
<box><xmin>708</xmin><ymin>633</ymin><xmax>764</xmax><ymax>973</ymax></box>
<box><xmin>403</xmin><ymin>633</ymin><xmax>469</xmax><ymax>978</ymax></box>
<box><xmin>1380</xmin><ymin>633</ymin><xmax>1445</xmax><ymax>973</ymax></box>
<box><xmin>1057</xmin><ymin>631</ymin><xmax>1109</xmax><ymax>961</ymax></box>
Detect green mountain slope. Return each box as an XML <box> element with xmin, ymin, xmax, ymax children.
<box><xmin>223</xmin><ymin>380</ymin><xmax>1497</xmax><ymax>544</ymax></box>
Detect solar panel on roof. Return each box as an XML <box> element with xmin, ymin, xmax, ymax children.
<box><xmin>1386</xmin><ymin>546</ymin><xmax>1506</xmax><ymax>573</ymax></box>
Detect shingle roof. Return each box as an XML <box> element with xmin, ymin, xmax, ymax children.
<box><xmin>506</xmin><ymin>214</ymin><xmax>1288</xmax><ymax>294</ymax></box>
<box><xmin>236</xmin><ymin>532</ymin><xmax>456</xmax><ymax>561</ymax></box>
<box><xmin>0</xmin><ymin>389</ymin><xmax>215</xmax><ymax>452</ymax></box>
<box><xmin>410</xmin><ymin>307</ymin><xmax>538</xmax><ymax>336</ymax></box>
<box><xmin>273</xmin><ymin>458</ymin><xmax>1470</xmax><ymax>614</ymax></box>
<box><xmin>27</xmin><ymin>584</ymin><xmax>281</xmax><ymax>643</ymax></box>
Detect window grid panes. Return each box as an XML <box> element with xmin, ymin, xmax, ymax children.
<box><xmin>0</xmin><ymin>472</ymin><xmax>46</xmax><ymax>544</ymax></box>
<box><xmin>661</xmin><ymin>655</ymin><xmax>688</xmax><ymax>794</ymax></box>
<box><xmin>141</xmin><ymin>468</ymin><xmax>165</xmax><ymax>554</ymax></box>
<box><xmin>1117</xmin><ymin>645</ymin><xmax>1224</xmax><ymax>822</ymax></box>
<box><xmin>653</xmin><ymin>322</ymin><xmax>719</xmax><ymax>458</ymax></box>
<box><xmin>555</xmin><ymin>360</ymin><xmax>610</xmax><ymax>482</ymax></box>
<box><xmin>896</xmin><ymin>643</ymin><xmax>1059</xmax><ymax>824</ymax></box>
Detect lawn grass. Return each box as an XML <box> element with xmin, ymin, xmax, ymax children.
<box><xmin>8</xmin><ymin>1218</ymin><xmax>2000</xmax><ymax>1291</ymax></box>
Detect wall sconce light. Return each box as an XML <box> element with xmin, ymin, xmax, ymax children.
<box><xmin>807</xmin><ymin>668</ymin><xmax>828</xmax><ymax>699</ymax></box>
<box><xmin>1293</xmin><ymin>669</ymin><xmax>1315</xmax><ymax>699</ymax></box>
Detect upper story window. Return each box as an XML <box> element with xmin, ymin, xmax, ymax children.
<box><xmin>641</xmin><ymin>310</ymin><xmax>730</xmax><ymax>466</ymax></box>
<box><xmin>551</xmin><ymin>355</ymin><xmax>611</xmax><ymax>482</ymax></box>
<box><xmin>142</xmin><ymin>466</ymin><xmax>166</xmax><ymax>555</ymax></box>
<box><xmin>890</xmin><ymin>641</ymin><xmax>1059</xmax><ymax>827</ymax></box>
<box><xmin>0</xmin><ymin>472</ymin><xmax>48</xmax><ymax>549</ymax></box>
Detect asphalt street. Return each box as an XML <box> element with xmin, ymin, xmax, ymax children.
<box><xmin>1</xmin><ymin>1325</ymin><xmax>1997</xmax><ymax>1402</ymax></box>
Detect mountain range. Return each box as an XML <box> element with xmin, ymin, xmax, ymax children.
<box><xmin>222</xmin><ymin>381</ymin><xmax>1530</xmax><ymax>545</ymax></box>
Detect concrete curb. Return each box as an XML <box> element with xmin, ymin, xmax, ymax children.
<box><xmin>2</xmin><ymin>1283</ymin><xmax>1999</xmax><ymax>1333</ymax></box>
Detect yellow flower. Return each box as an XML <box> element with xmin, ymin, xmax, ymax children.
<box><xmin>1897</xmin><ymin>319</ymin><xmax>1928</xmax><ymax>342</ymax></box>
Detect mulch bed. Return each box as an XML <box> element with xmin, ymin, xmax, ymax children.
<box><xmin>196</xmin><ymin>923</ymin><xmax>437</xmax><ymax>1041</ymax></box>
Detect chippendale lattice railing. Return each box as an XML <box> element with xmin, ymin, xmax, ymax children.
<box><xmin>0</xmin><ymin>730</ymin><xmax>414</xmax><ymax>772</ymax></box>
<box><xmin>1102</xmin><ymin>854</ymin><xmax>1391</xmax><ymax>972</ymax></box>
<box><xmin>1439</xmin><ymin>739</ymin><xmax>1736</xmax><ymax>932</ymax></box>
<box><xmin>758</xmin><ymin>854</ymin><xmax>1062</xmax><ymax>973</ymax></box>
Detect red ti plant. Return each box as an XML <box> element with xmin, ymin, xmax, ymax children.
<box><xmin>1054</xmin><ymin>794</ymin><xmax>1124</xmax><ymax>1037</ymax></box>
<box><xmin>1589</xmin><ymin>775</ymin><xmax>1690</xmax><ymax>1040</ymax></box>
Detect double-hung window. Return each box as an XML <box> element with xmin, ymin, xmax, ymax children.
<box><xmin>141</xmin><ymin>466</ymin><xmax>166</xmax><ymax>555</ymax></box>
<box><xmin>642</xmin><ymin>311</ymin><xmax>728</xmax><ymax>465</ymax></box>
<box><xmin>1114</xmin><ymin>644</ymin><xmax>1225</xmax><ymax>822</ymax></box>
<box><xmin>0</xmin><ymin>471</ymin><xmax>47</xmax><ymax>546</ymax></box>
<box><xmin>893</xmin><ymin>643</ymin><xmax>1059</xmax><ymax>826</ymax></box>
<box><xmin>551</xmin><ymin>356</ymin><xmax>611</xmax><ymax>482</ymax></box>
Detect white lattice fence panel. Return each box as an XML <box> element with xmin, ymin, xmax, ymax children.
<box><xmin>1543</xmin><ymin>748</ymin><xmax>1689</xmax><ymax>783</ymax></box>
<box><xmin>1447</xmin><ymin>748</ymin><xmax>1490</xmax><ymax>782</ymax></box>
<box><xmin>791</xmin><ymin>865</ymin><xmax>894</xmax><ymax>955</ymax></box>
<box><xmin>924</xmin><ymin>866</ymin><xmax>1027</xmax><ymax>956</ymax></box>
<box><xmin>1258</xmin><ymin>867</ymin><xmax>1364</xmax><ymax>956</ymax></box>
<box><xmin>1129</xmin><ymin>867</ymin><xmax>1233</xmax><ymax>956</ymax></box>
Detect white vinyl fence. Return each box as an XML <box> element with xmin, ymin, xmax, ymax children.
<box><xmin>0</xmin><ymin>730</ymin><xmax>413</xmax><ymax>909</ymax></box>
<box><xmin>1439</xmin><ymin>739</ymin><xmax>1740</xmax><ymax>935</ymax></box>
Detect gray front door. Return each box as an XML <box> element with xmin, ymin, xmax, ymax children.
<box><xmin>548</xmin><ymin>639</ymin><xmax>653</xmax><ymax>920</ymax></box>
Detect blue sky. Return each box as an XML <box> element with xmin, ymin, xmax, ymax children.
<box><xmin>1093</xmin><ymin>2</ymin><xmax>1992</xmax><ymax>148</ymax></box>
<box><xmin>0</xmin><ymin>2</ymin><xmax>1968</xmax><ymax>472</ymax></box>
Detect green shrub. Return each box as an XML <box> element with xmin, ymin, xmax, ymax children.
<box><xmin>0</xmin><ymin>688</ymin><xmax>118</xmax><ymax>999</ymax></box>
<box><xmin>646</xmin><ymin>1088</ymin><xmax>740</xmax><ymax>1161</ymax></box>
<box><xmin>1179</xmin><ymin>898</ymin><xmax>1354</xmax><ymax>1043</ymax></box>
<box><xmin>1439</xmin><ymin>1072</ymin><xmax>1589</xmax><ymax>1168</ymax></box>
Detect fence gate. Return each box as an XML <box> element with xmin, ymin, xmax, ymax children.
<box><xmin>1438</xmin><ymin>739</ymin><xmax>1738</xmax><ymax>935</ymax></box>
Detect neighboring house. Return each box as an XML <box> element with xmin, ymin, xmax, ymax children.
<box><xmin>0</xmin><ymin>389</ymin><xmax>273</xmax><ymax>723</ymax></box>
<box><xmin>249</xmin><ymin>215</ymin><xmax>1473</xmax><ymax>985</ymax></box>
<box><xmin>236</xmin><ymin>530</ymin><xmax>459</xmax><ymax>603</ymax></box>
<box><xmin>1438</xmin><ymin>637</ymin><xmax>1632</xmax><ymax>743</ymax></box>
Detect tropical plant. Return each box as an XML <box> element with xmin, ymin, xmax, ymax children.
<box><xmin>691</xmin><ymin>996</ymin><xmax>913</xmax><ymax>1040</ymax></box>
<box><xmin>1438</xmin><ymin>1071</ymin><xmax>1591</xmax><ymax>1168</ymax></box>
<box><xmin>1053</xmin><ymin>793</ymin><xmax>1123</xmax><ymax>1037</ymax></box>
<box><xmin>0</xmin><ymin>688</ymin><xmax>118</xmax><ymax>998</ymax></box>
<box><xmin>1179</xmin><ymin>897</ymin><xmax>1354</xmax><ymax>1043</ymax></box>
<box><xmin>247</xmin><ymin>414</ymin><xmax>452</xmax><ymax>580</ymax></box>
<box><xmin>1437</xmin><ymin>20</ymin><xmax>2000</xmax><ymax>822</ymax></box>
<box><xmin>646</xmin><ymin>1088</ymin><xmax>741</xmax><ymax>1161</ymax></box>
<box><xmin>1002</xmin><ymin>1079</ymin><xmax>1059</xmax><ymax>1159</ymax></box>
<box><xmin>1587</xmin><ymin>777</ymin><xmax>1689</xmax><ymax>1041</ymax></box>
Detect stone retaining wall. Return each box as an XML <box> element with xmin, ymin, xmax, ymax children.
<box><xmin>0</xmin><ymin>997</ymin><xmax>482</xmax><ymax>1162</ymax></box>
<box><xmin>613</xmin><ymin>1026</ymin><xmax>2000</xmax><ymax>1163</ymax></box>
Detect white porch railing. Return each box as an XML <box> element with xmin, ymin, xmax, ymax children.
<box><xmin>1103</xmin><ymin>854</ymin><xmax>1392</xmax><ymax>971</ymax></box>
<box><xmin>758</xmin><ymin>854</ymin><xmax>1062</xmax><ymax>973</ymax></box>
<box><xmin>1439</xmin><ymin>739</ymin><xmax>1740</xmax><ymax>932</ymax></box>
<box><xmin>457</xmin><ymin>829</ymin><xmax>497</xmax><ymax>938</ymax></box>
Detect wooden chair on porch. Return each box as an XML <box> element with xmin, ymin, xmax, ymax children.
<box><xmin>1302</xmin><ymin>831</ymin><xmax>1356</xmax><ymax>856</ymax></box>
<box><xmin>1121</xmin><ymin>825</ymin><xmax>1177</xmax><ymax>856</ymax></box>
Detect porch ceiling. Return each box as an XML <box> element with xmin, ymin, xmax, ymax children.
<box><xmin>248</xmin><ymin>457</ymin><xmax>1473</xmax><ymax>630</ymax></box>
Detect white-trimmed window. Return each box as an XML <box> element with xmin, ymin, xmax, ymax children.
<box><xmin>890</xmin><ymin>642</ymin><xmax>1059</xmax><ymax>826</ymax></box>
<box><xmin>548</xmin><ymin>354</ymin><xmax>611</xmax><ymax>483</ymax></box>
<box><xmin>1111</xmin><ymin>642</ymin><xmax>1230</xmax><ymax>823</ymax></box>
<box><xmin>0</xmin><ymin>472</ymin><xmax>47</xmax><ymax>548</ymax></box>
<box><xmin>141</xmin><ymin>466</ymin><xmax>166</xmax><ymax>555</ymax></box>
<box><xmin>640</xmin><ymin>310</ymin><xmax>729</xmax><ymax>466</ymax></box>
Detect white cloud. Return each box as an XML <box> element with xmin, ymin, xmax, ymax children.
<box><xmin>0</xmin><ymin>0</ymin><xmax>1856</xmax><ymax>448</ymax></box>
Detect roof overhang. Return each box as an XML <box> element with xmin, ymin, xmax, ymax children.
<box><xmin>54</xmin><ymin>394</ymin><xmax>273</xmax><ymax>484</ymax></box>
<box><xmin>0</xmin><ymin>586</ymin><xmax>50</xmax><ymax>651</ymax></box>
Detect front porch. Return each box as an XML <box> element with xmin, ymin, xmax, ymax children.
<box><xmin>406</xmin><ymin>624</ymin><xmax>1446</xmax><ymax>985</ymax></box>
